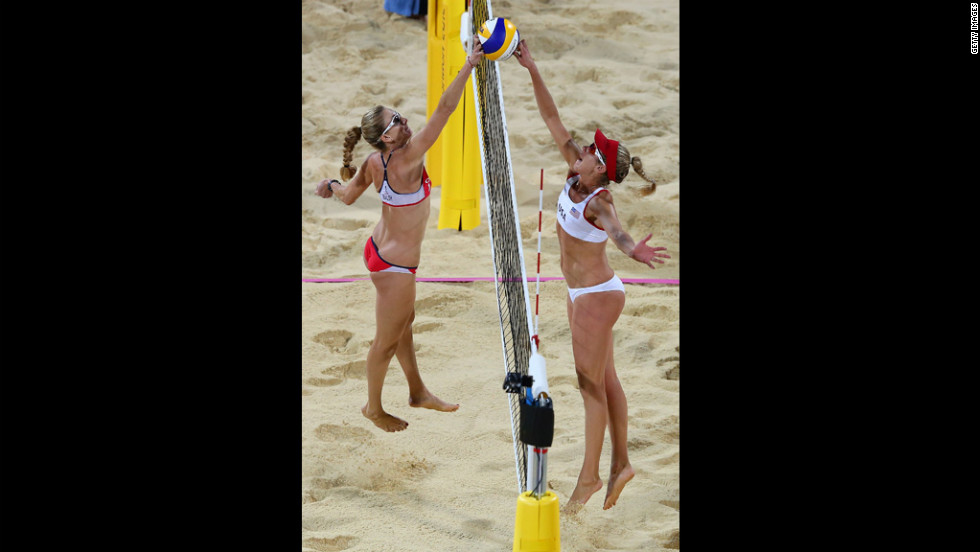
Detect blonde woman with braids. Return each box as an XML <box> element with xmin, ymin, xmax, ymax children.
<box><xmin>314</xmin><ymin>39</ymin><xmax>484</xmax><ymax>432</ymax></box>
<box><xmin>514</xmin><ymin>39</ymin><xmax>671</xmax><ymax>512</ymax></box>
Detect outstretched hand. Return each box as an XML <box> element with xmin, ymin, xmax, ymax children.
<box><xmin>514</xmin><ymin>39</ymin><xmax>534</xmax><ymax>68</ymax></box>
<box><xmin>631</xmin><ymin>234</ymin><xmax>671</xmax><ymax>269</ymax></box>
<box><xmin>468</xmin><ymin>35</ymin><xmax>485</xmax><ymax>66</ymax></box>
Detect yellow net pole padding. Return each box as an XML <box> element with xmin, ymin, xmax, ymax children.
<box><xmin>427</xmin><ymin>0</ymin><xmax>483</xmax><ymax>230</ymax></box>
<box><xmin>513</xmin><ymin>490</ymin><xmax>561</xmax><ymax>551</ymax></box>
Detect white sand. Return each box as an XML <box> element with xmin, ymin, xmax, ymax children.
<box><xmin>302</xmin><ymin>1</ymin><xmax>679</xmax><ymax>550</ymax></box>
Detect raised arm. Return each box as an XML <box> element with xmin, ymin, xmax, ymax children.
<box><xmin>514</xmin><ymin>40</ymin><xmax>580</xmax><ymax>169</ymax></box>
<box><xmin>400</xmin><ymin>39</ymin><xmax>485</xmax><ymax>164</ymax></box>
<box><xmin>591</xmin><ymin>195</ymin><xmax>671</xmax><ymax>269</ymax></box>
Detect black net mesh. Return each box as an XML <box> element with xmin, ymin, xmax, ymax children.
<box><xmin>470</xmin><ymin>0</ymin><xmax>533</xmax><ymax>494</ymax></box>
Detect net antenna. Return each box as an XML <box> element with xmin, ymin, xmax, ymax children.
<box><xmin>533</xmin><ymin>169</ymin><xmax>544</xmax><ymax>345</ymax></box>
<box><xmin>467</xmin><ymin>0</ymin><xmax>544</xmax><ymax>496</ymax></box>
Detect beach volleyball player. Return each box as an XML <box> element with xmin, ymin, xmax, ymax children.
<box><xmin>513</xmin><ymin>38</ymin><xmax>671</xmax><ymax>510</ymax></box>
<box><xmin>314</xmin><ymin>38</ymin><xmax>485</xmax><ymax>432</ymax></box>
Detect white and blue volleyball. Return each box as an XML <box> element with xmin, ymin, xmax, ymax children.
<box><xmin>477</xmin><ymin>18</ymin><xmax>520</xmax><ymax>61</ymax></box>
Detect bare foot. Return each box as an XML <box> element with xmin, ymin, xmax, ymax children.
<box><xmin>409</xmin><ymin>390</ymin><xmax>459</xmax><ymax>412</ymax></box>
<box><xmin>361</xmin><ymin>404</ymin><xmax>409</xmax><ymax>432</ymax></box>
<box><xmin>603</xmin><ymin>463</ymin><xmax>635</xmax><ymax>510</ymax></box>
<box><xmin>563</xmin><ymin>477</ymin><xmax>602</xmax><ymax>513</ymax></box>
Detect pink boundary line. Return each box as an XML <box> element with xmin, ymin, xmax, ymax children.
<box><xmin>302</xmin><ymin>277</ymin><xmax>678</xmax><ymax>284</ymax></box>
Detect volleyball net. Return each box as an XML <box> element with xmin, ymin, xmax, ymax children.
<box><xmin>467</xmin><ymin>0</ymin><xmax>537</xmax><ymax>495</ymax></box>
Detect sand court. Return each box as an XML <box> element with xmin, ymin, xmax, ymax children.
<box><xmin>303</xmin><ymin>1</ymin><xmax>678</xmax><ymax>549</ymax></box>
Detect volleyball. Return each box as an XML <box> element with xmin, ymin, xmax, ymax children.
<box><xmin>477</xmin><ymin>18</ymin><xmax>520</xmax><ymax>61</ymax></box>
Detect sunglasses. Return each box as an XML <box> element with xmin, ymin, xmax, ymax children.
<box><xmin>586</xmin><ymin>143</ymin><xmax>605</xmax><ymax>165</ymax></box>
<box><xmin>383</xmin><ymin>111</ymin><xmax>405</xmax><ymax>135</ymax></box>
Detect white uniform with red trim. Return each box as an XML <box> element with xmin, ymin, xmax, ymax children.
<box><xmin>556</xmin><ymin>174</ymin><xmax>625</xmax><ymax>303</ymax></box>
<box><xmin>556</xmin><ymin>175</ymin><xmax>608</xmax><ymax>243</ymax></box>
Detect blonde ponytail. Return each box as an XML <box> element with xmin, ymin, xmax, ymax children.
<box><xmin>611</xmin><ymin>144</ymin><xmax>656</xmax><ymax>192</ymax></box>
<box><xmin>338</xmin><ymin>106</ymin><xmax>388</xmax><ymax>180</ymax></box>
<box><xmin>629</xmin><ymin>156</ymin><xmax>656</xmax><ymax>193</ymax></box>
<box><xmin>340</xmin><ymin>126</ymin><xmax>361</xmax><ymax>180</ymax></box>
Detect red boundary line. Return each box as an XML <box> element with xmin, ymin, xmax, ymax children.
<box><xmin>302</xmin><ymin>277</ymin><xmax>678</xmax><ymax>284</ymax></box>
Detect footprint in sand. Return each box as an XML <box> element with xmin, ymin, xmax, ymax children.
<box><xmin>312</xmin><ymin>330</ymin><xmax>353</xmax><ymax>352</ymax></box>
<box><xmin>659</xmin><ymin>499</ymin><xmax>680</xmax><ymax>511</ymax></box>
<box><xmin>574</xmin><ymin>67</ymin><xmax>602</xmax><ymax>83</ymax></box>
<box><xmin>306</xmin><ymin>476</ymin><xmax>350</xmax><ymax>499</ymax></box>
<box><xmin>359</xmin><ymin>453</ymin><xmax>433</xmax><ymax>492</ymax></box>
<box><xmin>657</xmin><ymin>355</ymin><xmax>680</xmax><ymax>380</ymax></box>
<box><xmin>321</xmin><ymin>218</ymin><xmax>372</xmax><ymax>231</ymax></box>
<box><xmin>655</xmin><ymin>450</ymin><xmax>680</xmax><ymax>466</ymax></box>
<box><xmin>623</xmin><ymin>303</ymin><xmax>674</xmax><ymax>318</ymax></box>
<box><xmin>627</xmin><ymin>436</ymin><xmax>656</xmax><ymax>450</ymax></box>
<box><xmin>658</xmin><ymin>346</ymin><xmax>680</xmax><ymax>380</ymax></box>
<box><xmin>313</xmin><ymin>423</ymin><xmax>374</xmax><ymax>442</ymax></box>
<box><xmin>647</xmin><ymin>414</ymin><xmax>680</xmax><ymax>445</ymax></box>
<box><xmin>412</xmin><ymin>321</ymin><xmax>443</xmax><ymax>334</ymax></box>
<box><xmin>305</xmin><ymin>375</ymin><xmax>343</xmax><ymax>388</ymax></box>
<box><xmin>320</xmin><ymin>360</ymin><xmax>367</xmax><ymax>382</ymax></box>
<box><xmin>303</xmin><ymin>535</ymin><xmax>357</xmax><ymax>552</ymax></box>
<box><xmin>414</xmin><ymin>291</ymin><xmax>474</xmax><ymax>318</ymax></box>
<box><xmin>461</xmin><ymin>518</ymin><xmax>494</xmax><ymax>533</ymax></box>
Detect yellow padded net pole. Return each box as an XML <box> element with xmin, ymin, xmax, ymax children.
<box><xmin>426</xmin><ymin>0</ymin><xmax>483</xmax><ymax>230</ymax></box>
<box><xmin>513</xmin><ymin>491</ymin><xmax>561</xmax><ymax>552</ymax></box>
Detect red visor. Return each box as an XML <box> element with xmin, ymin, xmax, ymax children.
<box><xmin>594</xmin><ymin>129</ymin><xmax>618</xmax><ymax>181</ymax></box>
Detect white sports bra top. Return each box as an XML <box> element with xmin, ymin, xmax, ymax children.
<box><xmin>379</xmin><ymin>151</ymin><xmax>431</xmax><ymax>207</ymax></box>
<box><xmin>556</xmin><ymin>175</ymin><xmax>608</xmax><ymax>243</ymax></box>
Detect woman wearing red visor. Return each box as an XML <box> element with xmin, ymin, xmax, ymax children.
<box><xmin>515</xmin><ymin>39</ymin><xmax>671</xmax><ymax>512</ymax></box>
<box><xmin>315</xmin><ymin>39</ymin><xmax>485</xmax><ymax>433</ymax></box>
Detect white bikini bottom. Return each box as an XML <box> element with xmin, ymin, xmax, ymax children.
<box><xmin>567</xmin><ymin>274</ymin><xmax>625</xmax><ymax>303</ymax></box>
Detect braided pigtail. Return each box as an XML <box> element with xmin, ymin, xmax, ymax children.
<box><xmin>340</xmin><ymin>126</ymin><xmax>361</xmax><ymax>180</ymax></box>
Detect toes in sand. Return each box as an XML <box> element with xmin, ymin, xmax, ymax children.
<box><xmin>561</xmin><ymin>500</ymin><xmax>585</xmax><ymax>516</ymax></box>
<box><xmin>563</xmin><ymin>477</ymin><xmax>602</xmax><ymax>514</ymax></box>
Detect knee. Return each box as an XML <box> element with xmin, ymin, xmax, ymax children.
<box><xmin>575</xmin><ymin>367</ymin><xmax>605</xmax><ymax>397</ymax></box>
<box><xmin>370</xmin><ymin>339</ymin><xmax>399</xmax><ymax>359</ymax></box>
